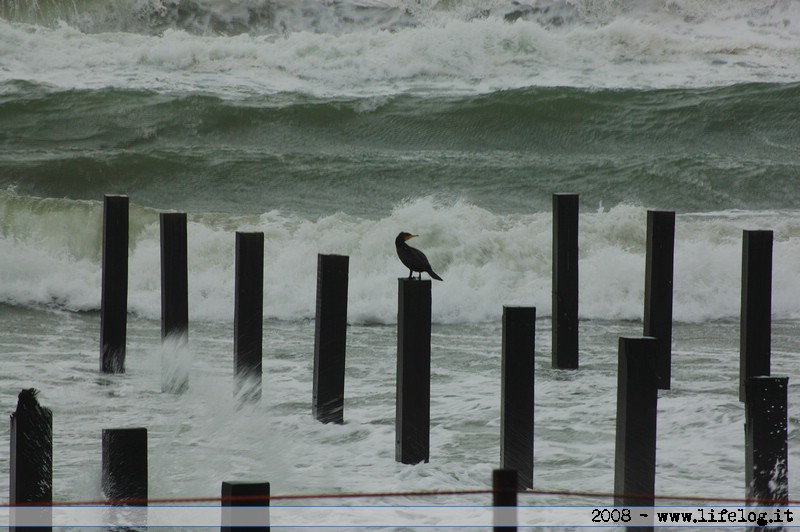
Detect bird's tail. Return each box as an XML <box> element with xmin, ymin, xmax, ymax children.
<box><xmin>429</xmin><ymin>270</ymin><xmax>443</xmax><ymax>281</ymax></box>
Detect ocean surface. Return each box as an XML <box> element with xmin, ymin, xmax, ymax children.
<box><xmin>1</xmin><ymin>0</ymin><xmax>799</xmax><ymax>528</ymax></box>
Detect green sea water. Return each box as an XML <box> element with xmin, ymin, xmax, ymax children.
<box><xmin>1</xmin><ymin>82</ymin><xmax>798</xmax><ymax>217</ymax></box>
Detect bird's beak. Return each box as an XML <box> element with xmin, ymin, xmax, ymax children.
<box><xmin>405</xmin><ymin>234</ymin><xmax>418</xmax><ymax>241</ymax></box>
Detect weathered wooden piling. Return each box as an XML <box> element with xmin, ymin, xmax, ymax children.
<box><xmin>552</xmin><ymin>193</ymin><xmax>579</xmax><ymax>369</ymax></box>
<box><xmin>643</xmin><ymin>210</ymin><xmax>675</xmax><ymax>390</ymax></box>
<box><xmin>161</xmin><ymin>212</ymin><xmax>189</xmax><ymax>393</ymax></box>
<box><xmin>614</xmin><ymin>337</ymin><xmax>658</xmax><ymax>508</ymax></box>
<box><xmin>221</xmin><ymin>481</ymin><xmax>270</xmax><ymax>532</ymax></box>
<box><xmin>312</xmin><ymin>254</ymin><xmax>349</xmax><ymax>424</ymax></box>
<box><xmin>745</xmin><ymin>376</ymin><xmax>788</xmax><ymax>505</ymax></box>
<box><xmin>500</xmin><ymin>306</ymin><xmax>535</xmax><ymax>490</ymax></box>
<box><xmin>492</xmin><ymin>468</ymin><xmax>517</xmax><ymax>532</ymax></box>
<box><xmin>234</xmin><ymin>232</ymin><xmax>264</xmax><ymax>402</ymax></box>
<box><xmin>100</xmin><ymin>194</ymin><xmax>129</xmax><ymax>374</ymax></box>
<box><xmin>102</xmin><ymin>428</ymin><xmax>148</xmax><ymax>505</ymax></box>
<box><xmin>739</xmin><ymin>230</ymin><xmax>773</xmax><ymax>402</ymax></box>
<box><xmin>396</xmin><ymin>278</ymin><xmax>431</xmax><ymax>464</ymax></box>
<box><xmin>160</xmin><ymin>212</ymin><xmax>188</xmax><ymax>342</ymax></box>
<box><xmin>10</xmin><ymin>389</ymin><xmax>52</xmax><ymax>532</ymax></box>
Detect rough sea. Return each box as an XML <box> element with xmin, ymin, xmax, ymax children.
<box><xmin>1</xmin><ymin>0</ymin><xmax>799</xmax><ymax>528</ymax></box>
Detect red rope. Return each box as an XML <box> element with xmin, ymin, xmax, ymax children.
<box><xmin>5</xmin><ymin>487</ymin><xmax>798</xmax><ymax>507</ymax></box>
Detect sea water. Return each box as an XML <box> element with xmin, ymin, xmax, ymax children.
<box><xmin>1</xmin><ymin>0</ymin><xmax>799</xmax><ymax>528</ymax></box>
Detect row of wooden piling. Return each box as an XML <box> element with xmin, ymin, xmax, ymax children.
<box><xmin>98</xmin><ymin>195</ymin><xmax>674</xmax><ymax>385</ymax></box>
<box><xmin>9</xmin><ymin>193</ymin><xmax>789</xmax><ymax>527</ymax></box>
<box><xmin>97</xmin><ymin>193</ymin><xmax>789</xmax><ymax>497</ymax></box>
<box><xmin>98</xmin><ymin>196</ymin><xmax>265</xmax><ymax>398</ymax></box>
<box><xmin>96</xmin><ymin>195</ymin><xmax>676</xmax><ymax>391</ymax></box>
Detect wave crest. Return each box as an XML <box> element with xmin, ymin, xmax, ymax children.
<box><xmin>5</xmin><ymin>191</ymin><xmax>800</xmax><ymax>324</ymax></box>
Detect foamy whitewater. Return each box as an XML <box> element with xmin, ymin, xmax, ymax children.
<box><xmin>2</xmin><ymin>0</ymin><xmax>800</xmax><ymax>95</ymax></box>
<box><xmin>1</xmin><ymin>0</ymin><xmax>799</xmax><ymax>528</ymax></box>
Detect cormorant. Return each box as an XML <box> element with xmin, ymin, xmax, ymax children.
<box><xmin>395</xmin><ymin>232</ymin><xmax>443</xmax><ymax>281</ymax></box>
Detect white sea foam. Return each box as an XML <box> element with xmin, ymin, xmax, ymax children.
<box><xmin>4</xmin><ymin>190</ymin><xmax>800</xmax><ymax>324</ymax></box>
<box><xmin>2</xmin><ymin>308</ymin><xmax>796</xmax><ymax>511</ymax></box>
<box><xmin>1</xmin><ymin>0</ymin><xmax>798</xmax><ymax>95</ymax></box>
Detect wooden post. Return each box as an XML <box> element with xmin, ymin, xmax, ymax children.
<box><xmin>740</xmin><ymin>230</ymin><xmax>773</xmax><ymax>402</ymax></box>
<box><xmin>160</xmin><ymin>212</ymin><xmax>188</xmax><ymax>341</ymax></box>
<box><xmin>313</xmin><ymin>254</ymin><xmax>349</xmax><ymax>424</ymax></box>
<box><xmin>500</xmin><ymin>306</ymin><xmax>535</xmax><ymax>490</ymax></box>
<box><xmin>221</xmin><ymin>481</ymin><xmax>270</xmax><ymax>532</ymax></box>
<box><xmin>234</xmin><ymin>232</ymin><xmax>264</xmax><ymax>402</ymax></box>
<box><xmin>643</xmin><ymin>210</ymin><xmax>675</xmax><ymax>390</ymax></box>
<box><xmin>161</xmin><ymin>212</ymin><xmax>189</xmax><ymax>393</ymax></box>
<box><xmin>745</xmin><ymin>376</ymin><xmax>788</xmax><ymax>505</ymax></box>
<box><xmin>10</xmin><ymin>389</ymin><xmax>52</xmax><ymax>532</ymax></box>
<box><xmin>100</xmin><ymin>194</ymin><xmax>129</xmax><ymax>374</ymax></box>
<box><xmin>396</xmin><ymin>278</ymin><xmax>431</xmax><ymax>464</ymax></box>
<box><xmin>492</xmin><ymin>469</ymin><xmax>517</xmax><ymax>532</ymax></box>
<box><xmin>552</xmin><ymin>193</ymin><xmax>579</xmax><ymax>369</ymax></box>
<box><xmin>614</xmin><ymin>337</ymin><xmax>658</xmax><ymax>508</ymax></box>
<box><xmin>102</xmin><ymin>428</ymin><xmax>148</xmax><ymax>505</ymax></box>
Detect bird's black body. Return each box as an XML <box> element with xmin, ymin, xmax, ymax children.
<box><xmin>395</xmin><ymin>232</ymin><xmax>443</xmax><ymax>281</ymax></box>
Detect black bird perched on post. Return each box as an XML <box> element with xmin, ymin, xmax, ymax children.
<box><xmin>395</xmin><ymin>232</ymin><xmax>443</xmax><ymax>281</ymax></box>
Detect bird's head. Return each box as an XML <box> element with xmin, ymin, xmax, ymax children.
<box><xmin>396</xmin><ymin>232</ymin><xmax>418</xmax><ymax>244</ymax></box>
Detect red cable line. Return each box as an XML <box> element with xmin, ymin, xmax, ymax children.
<box><xmin>5</xmin><ymin>487</ymin><xmax>798</xmax><ymax>507</ymax></box>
